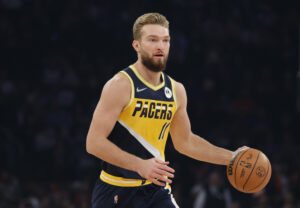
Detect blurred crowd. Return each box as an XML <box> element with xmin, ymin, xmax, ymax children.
<box><xmin>0</xmin><ymin>0</ymin><xmax>299</xmax><ymax>207</ymax></box>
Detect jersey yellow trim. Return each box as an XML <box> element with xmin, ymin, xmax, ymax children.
<box><xmin>129</xmin><ymin>65</ymin><xmax>165</xmax><ymax>91</ymax></box>
<box><xmin>165</xmin><ymin>183</ymin><xmax>172</xmax><ymax>191</ymax></box>
<box><xmin>100</xmin><ymin>170</ymin><xmax>152</xmax><ymax>187</ymax></box>
<box><xmin>120</xmin><ymin>71</ymin><xmax>135</xmax><ymax>111</ymax></box>
<box><xmin>170</xmin><ymin>78</ymin><xmax>177</xmax><ymax>111</ymax></box>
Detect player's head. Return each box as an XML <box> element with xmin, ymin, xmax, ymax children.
<box><xmin>132</xmin><ymin>13</ymin><xmax>170</xmax><ymax>72</ymax></box>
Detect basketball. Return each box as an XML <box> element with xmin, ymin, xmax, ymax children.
<box><xmin>227</xmin><ymin>148</ymin><xmax>272</xmax><ymax>193</ymax></box>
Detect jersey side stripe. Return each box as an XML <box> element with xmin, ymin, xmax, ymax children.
<box><xmin>118</xmin><ymin>120</ymin><xmax>164</xmax><ymax>161</ymax></box>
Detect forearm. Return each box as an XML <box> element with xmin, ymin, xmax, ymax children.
<box><xmin>177</xmin><ymin>133</ymin><xmax>233</xmax><ymax>165</ymax></box>
<box><xmin>86</xmin><ymin>135</ymin><xmax>142</xmax><ymax>173</ymax></box>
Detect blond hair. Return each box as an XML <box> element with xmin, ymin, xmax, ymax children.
<box><xmin>133</xmin><ymin>13</ymin><xmax>169</xmax><ymax>40</ymax></box>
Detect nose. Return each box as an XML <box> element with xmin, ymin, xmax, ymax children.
<box><xmin>156</xmin><ymin>40</ymin><xmax>167</xmax><ymax>51</ymax></box>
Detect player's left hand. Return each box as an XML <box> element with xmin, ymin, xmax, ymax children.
<box><xmin>136</xmin><ymin>157</ymin><xmax>175</xmax><ymax>186</ymax></box>
<box><xmin>230</xmin><ymin>146</ymin><xmax>249</xmax><ymax>164</ymax></box>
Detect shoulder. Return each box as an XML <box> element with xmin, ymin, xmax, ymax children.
<box><xmin>103</xmin><ymin>71</ymin><xmax>131</xmax><ymax>93</ymax></box>
<box><xmin>106</xmin><ymin>71</ymin><xmax>131</xmax><ymax>87</ymax></box>
<box><xmin>100</xmin><ymin>71</ymin><xmax>131</xmax><ymax>108</ymax></box>
<box><xmin>168</xmin><ymin>76</ymin><xmax>185</xmax><ymax>93</ymax></box>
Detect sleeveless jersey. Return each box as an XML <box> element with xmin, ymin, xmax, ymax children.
<box><xmin>101</xmin><ymin>65</ymin><xmax>177</xmax><ymax>186</ymax></box>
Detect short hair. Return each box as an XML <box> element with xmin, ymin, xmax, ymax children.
<box><xmin>133</xmin><ymin>13</ymin><xmax>169</xmax><ymax>40</ymax></box>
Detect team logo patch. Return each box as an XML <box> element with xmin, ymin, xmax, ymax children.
<box><xmin>114</xmin><ymin>195</ymin><xmax>118</xmax><ymax>204</ymax></box>
<box><xmin>164</xmin><ymin>87</ymin><xmax>172</xmax><ymax>99</ymax></box>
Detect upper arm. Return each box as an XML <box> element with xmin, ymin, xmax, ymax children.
<box><xmin>170</xmin><ymin>81</ymin><xmax>192</xmax><ymax>151</ymax></box>
<box><xmin>87</xmin><ymin>72</ymin><xmax>131</xmax><ymax>141</ymax></box>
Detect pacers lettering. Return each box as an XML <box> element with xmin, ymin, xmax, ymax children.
<box><xmin>132</xmin><ymin>100</ymin><xmax>143</xmax><ymax>116</ymax></box>
<box><xmin>154</xmin><ymin>103</ymin><xmax>161</xmax><ymax>119</ymax></box>
<box><xmin>132</xmin><ymin>100</ymin><xmax>173</xmax><ymax>120</ymax></box>
<box><xmin>160</xmin><ymin>104</ymin><xmax>167</xmax><ymax>119</ymax></box>
<box><xmin>148</xmin><ymin>103</ymin><xmax>155</xmax><ymax>118</ymax></box>
<box><xmin>140</xmin><ymin>102</ymin><xmax>148</xmax><ymax>118</ymax></box>
<box><xmin>167</xmin><ymin>104</ymin><xmax>173</xmax><ymax>120</ymax></box>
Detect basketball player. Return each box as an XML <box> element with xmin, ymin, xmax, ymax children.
<box><xmin>86</xmin><ymin>13</ymin><xmax>247</xmax><ymax>208</ymax></box>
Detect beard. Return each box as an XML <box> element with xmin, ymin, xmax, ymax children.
<box><xmin>140</xmin><ymin>48</ymin><xmax>168</xmax><ymax>72</ymax></box>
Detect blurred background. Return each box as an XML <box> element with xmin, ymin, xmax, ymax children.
<box><xmin>0</xmin><ymin>0</ymin><xmax>299</xmax><ymax>207</ymax></box>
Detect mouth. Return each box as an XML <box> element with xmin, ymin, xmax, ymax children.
<box><xmin>153</xmin><ymin>53</ymin><xmax>164</xmax><ymax>58</ymax></box>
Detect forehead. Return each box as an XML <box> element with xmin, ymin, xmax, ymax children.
<box><xmin>140</xmin><ymin>24</ymin><xmax>170</xmax><ymax>38</ymax></box>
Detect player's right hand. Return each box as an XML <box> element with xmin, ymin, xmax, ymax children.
<box><xmin>136</xmin><ymin>157</ymin><xmax>175</xmax><ymax>186</ymax></box>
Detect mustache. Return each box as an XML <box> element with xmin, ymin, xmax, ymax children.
<box><xmin>153</xmin><ymin>51</ymin><xmax>165</xmax><ymax>56</ymax></box>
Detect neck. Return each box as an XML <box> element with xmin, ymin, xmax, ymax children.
<box><xmin>132</xmin><ymin>61</ymin><xmax>162</xmax><ymax>86</ymax></box>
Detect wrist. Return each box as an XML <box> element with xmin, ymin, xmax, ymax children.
<box><xmin>226</xmin><ymin>151</ymin><xmax>234</xmax><ymax>165</ymax></box>
<box><xmin>132</xmin><ymin>157</ymin><xmax>144</xmax><ymax>173</ymax></box>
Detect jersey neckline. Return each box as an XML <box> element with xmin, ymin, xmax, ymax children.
<box><xmin>129</xmin><ymin>65</ymin><xmax>165</xmax><ymax>91</ymax></box>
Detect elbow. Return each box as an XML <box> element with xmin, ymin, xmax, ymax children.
<box><xmin>173</xmin><ymin>133</ymin><xmax>193</xmax><ymax>154</ymax></box>
<box><xmin>86</xmin><ymin>139</ymin><xmax>91</xmax><ymax>154</ymax></box>
<box><xmin>86</xmin><ymin>127</ymin><xmax>99</xmax><ymax>155</ymax></box>
<box><xmin>86</xmin><ymin>136</ymin><xmax>94</xmax><ymax>154</ymax></box>
<box><xmin>173</xmin><ymin>141</ymin><xmax>185</xmax><ymax>154</ymax></box>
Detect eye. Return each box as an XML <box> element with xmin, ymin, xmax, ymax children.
<box><xmin>151</xmin><ymin>38</ymin><xmax>156</xmax><ymax>42</ymax></box>
<box><xmin>163</xmin><ymin>39</ymin><xmax>170</xmax><ymax>43</ymax></box>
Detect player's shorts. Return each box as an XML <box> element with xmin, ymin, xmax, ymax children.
<box><xmin>92</xmin><ymin>178</ymin><xmax>179</xmax><ymax>208</ymax></box>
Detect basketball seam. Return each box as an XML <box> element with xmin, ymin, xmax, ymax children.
<box><xmin>242</xmin><ymin>152</ymin><xmax>260</xmax><ymax>191</ymax></box>
<box><xmin>234</xmin><ymin>149</ymin><xmax>250</xmax><ymax>189</ymax></box>
<box><xmin>247</xmin><ymin>159</ymin><xmax>270</xmax><ymax>192</ymax></box>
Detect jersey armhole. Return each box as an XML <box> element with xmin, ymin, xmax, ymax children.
<box><xmin>170</xmin><ymin>77</ymin><xmax>177</xmax><ymax>111</ymax></box>
<box><xmin>120</xmin><ymin>71</ymin><xmax>135</xmax><ymax>111</ymax></box>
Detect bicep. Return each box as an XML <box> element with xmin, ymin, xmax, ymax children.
<box><xmin>170</xmin><ymin>106</ymin><xmax>191</xmax><ymax>148</ymax></box>
<box><xmin>170</xmin><ymin>83</ymin><xmax>192</xmax><ymax>149</ymax></box>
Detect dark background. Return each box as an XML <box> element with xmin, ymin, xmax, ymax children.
<box><xmin>0</xmin><ymin>0</ymin><xmax>299</xmax><ymax>207</ymax></box>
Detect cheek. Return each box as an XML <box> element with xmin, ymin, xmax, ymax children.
<box><xmin>141</xmin><ymin>45</ymin><xmax>153</xmax><ymax>54</ymax></box>
<box><xmin>140</xmin><ymin>48</ymin><xmax>150</xmax><ymax>57</ymax></box>
<box><xmin>166</xmin><ymin>45</ymin><xmax>170</xmax><ymax>52</ymax></box>
<box><xmin>166</xmin><ymin>43</ymin><xmax>170</xmax><ymax>50</ymax></box>
<box><xmin>143</xmin><ymin>44</ymin><xmax>155</xmax><ymax>51</ymax></box>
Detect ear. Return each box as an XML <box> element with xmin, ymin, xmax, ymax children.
<box><xmin>132</xmin><ymin>40</ymin><xmax>140</xmax><ymax>52</ymax></box>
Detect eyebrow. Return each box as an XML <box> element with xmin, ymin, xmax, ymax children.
<box><xmin>146</xmin><ymin>35</ymin><xmax>170</xmax><ymax>38</ymax></box>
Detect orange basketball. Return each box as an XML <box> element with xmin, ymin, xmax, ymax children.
<box><xmin>227</xmin><ymin>148</ymin><xmax>272</xmax><ymax>193</ymax></box>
